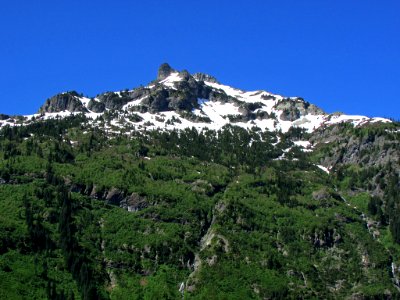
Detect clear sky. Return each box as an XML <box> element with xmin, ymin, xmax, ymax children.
<box><xmin>1</xmin><ymin>1</ymin><xmax>399</xmax><ymax>119</ymax></box>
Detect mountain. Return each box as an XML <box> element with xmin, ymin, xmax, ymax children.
<box><xmin>0</xmin><ymin>63</ymin><xmax>391</xmax><ymax>134</ymax></box>
<box><xmin>0</xmin><ymin>64</ymin><xmax>399</xmax><ymax>299</ymax></box>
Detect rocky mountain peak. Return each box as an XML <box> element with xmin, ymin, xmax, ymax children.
<box><xmin>1</xmin><ymin>64</ymin><xmax>391</xmax><ymax>135</ymax></box>
<box><xmin>157</xmin><ymin>63</ymin><xmax>176</xmax><ymax>80</ymax></box>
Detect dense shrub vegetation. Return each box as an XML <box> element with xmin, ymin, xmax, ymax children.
<box><xmin>0</xmin><ymin>116</ymin><xmax>399</xmax><ymax>299</ymax></box>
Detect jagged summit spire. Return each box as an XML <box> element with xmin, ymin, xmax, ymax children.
<box><xmin>157</xmin><ymin>63</ymin><xmax>219</xmax><ymax>84</ymax></box>
<box><xmin>157</xmin><ymin>63</ymin><xmax>176</xmax><ymax>80</ymax></box>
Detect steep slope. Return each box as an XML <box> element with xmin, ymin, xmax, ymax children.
<box><xmin>0</xmin><ymin>64</ymin><xmax>399</xmax><ymax>299</ymax></box>
<box><xmin>0</xmin><ymin>118</ymin><xmax>399</xmax><ymax>298</ymax></box>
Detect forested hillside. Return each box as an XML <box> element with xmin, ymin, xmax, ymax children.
<box><xmin>0</xmin><ymin>115</ymin><xmax>399</xmax><ymax>299</ymax></box>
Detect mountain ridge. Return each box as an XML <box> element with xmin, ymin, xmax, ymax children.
<box><xmin>0</xmin><ymin>63</ymin><xmax>391</xmax><ymax>134</ymax></box>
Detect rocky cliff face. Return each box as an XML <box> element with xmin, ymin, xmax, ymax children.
<box><xmin>38</xmin><ymin>91</ymin><xmax>88</xmax><ymax>114</ymax></box>
<box><xmin>157</xmin><ymin>63</ymin><xmax>175</xmax><ymax>80</ymax></box>
<box><xmin>311</xmin><ymin>125</ymin><xmax>399</xmax><ymax>168</ymax></box>
<box><xmin>87</xmin><ymin>99</ymin><xmax>106</xmax><ymax>113</ymax></box>
<box><xmin>310</xmin><ymin>123</ymin><xmax>400</xmax><ymax>198</ymax></box>
<box><xmin>275</xmin><ymin>98</ymin><xmax>324</xmax><ymax>121</ymax></box>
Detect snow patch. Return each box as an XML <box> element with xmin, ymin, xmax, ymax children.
<box><xmin>316</xmin><ymin>165</ymin><xmax>330</xmax><ymax>174</ymax></box>
<box><xmin>122</xmin><ymin>96</ymin><xmax>147</xmax><ymax>110</ymax></box>
<box><xmin>159</xmin><ymin>72</ymin><xmax>182</xmax><ymax>88</ymax></box>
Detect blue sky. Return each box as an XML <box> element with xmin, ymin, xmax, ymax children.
<box><xmin>1</xmin><ymin>1</ymin><xmax>399</xmax><ymax>119</ymax></box>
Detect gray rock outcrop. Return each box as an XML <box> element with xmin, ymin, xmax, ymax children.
<box><xmin>157</xmin><ymin>63</ymin><xmax>175</xmax><ymax>80</ymax></box>
<box><xmin>105</xmin><ymin>188</ymin><xmax>125</xmax><ymax>205</ymax></box>
<box><xmin>88</xmin><ymin>99</ymin><xmax>106</xmax><ymax>113</ymax></box>
<box><xmin>97</xmin><ymin>92</ymin><xmax>131</xmax><ymax>110</ymax></box>
<box><xmin>120</xmin><ymin>193</ymin><xmax>148</xmax><ymax>212</ymax></box>
<box><xmin>193</xmin><ymin>73</ymin><xmax>219</xmax><ymax>84</ymax></box>
<box><xmin>275</xmin><ymin>98</ymin><xmax>324</xmax><ymax>121</ymax></box>
<box><xmin>38</xmin><ymin>91</ymin><xmax>88</xmax><ymax>114</ymax></box>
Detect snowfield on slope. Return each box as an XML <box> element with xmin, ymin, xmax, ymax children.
<box><xmin>0</xmin><ymin>71</ymin><xmax>392</xmax><ymax>135</ymax></box>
